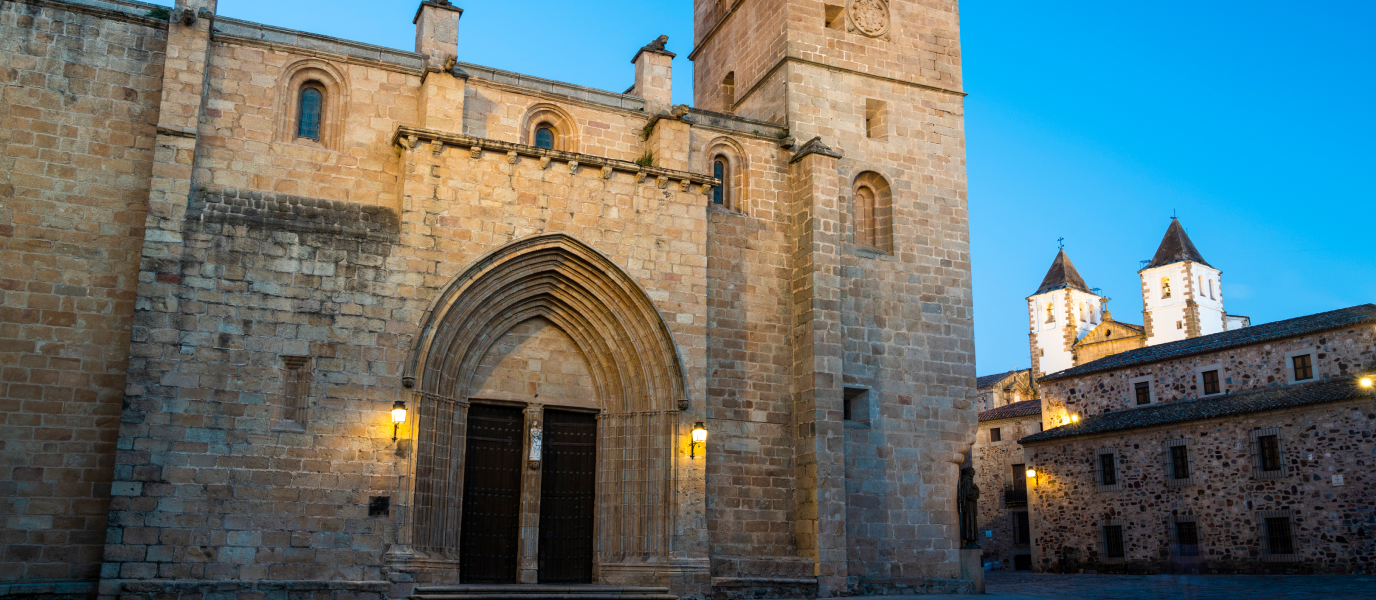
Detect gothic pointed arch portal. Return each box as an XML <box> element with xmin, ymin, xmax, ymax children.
<box><xmin>401</xmin><ymin>233</ymin><xmax>689</xmax><ymax>580</ymax></box>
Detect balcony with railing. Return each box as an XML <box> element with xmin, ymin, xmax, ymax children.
<box><xmin>1004</xmin><ymin>488</ymin><xmax>1028</xmax><ymax>507</ymax></box>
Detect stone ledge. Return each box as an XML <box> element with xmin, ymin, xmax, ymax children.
<box><xmin>7</xmin><ymin>0</ymin><xmax>172</xmax><ymax>28</ymax></box>
<box><xmin>194</xmin><ymin>189</ymin><xmax>400</xmax><ymax>242</ymax></box>
<box><xmin>457</xmin><ymin>62</ymin><xmax>647</xmax><ymax>113</ymax></box>
<box><xmin>213</xmin><ymin>17</ymin><xmax>424</xmax><ymax>73</ymax></box>
<box><xmin>393</xmin><ymin>127</ymin><xmax>720</xmax><ymax>188</ymax></box>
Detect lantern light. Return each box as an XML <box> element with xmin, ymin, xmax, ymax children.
<box><xmin>1361</xmin><ymin>377</ymin><xmax>1374</xmax><ymax>389</ymax></box>
<box><xmin>690</xmin><ymin>422</ymin><xmax>708</xmax><ymax>458</ymax></box>
<box><xmin>1025</xmin><ymin>468</ymin><xmax>1036</xmax><ymax>478</ymax></box>
<box><xmin>391</xmin><ymin>401</ymin><xmax>407</xmax><ymax>441</ymax></box>
<box><xmin>1070</xmin><ymin>414</ymin><xmax>1080</xmax><ymax>424</ymax></box>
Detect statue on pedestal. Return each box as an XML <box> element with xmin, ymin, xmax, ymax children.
<box><xmin>957</xmin><ymin>466</ymin><xmax>980</xmax><ymax>549</ymax></box>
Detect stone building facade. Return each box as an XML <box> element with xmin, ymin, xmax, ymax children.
<box><xmin>1021</xmin><ymin>304</ymin><xmax>1376</xmax><ymax>574</ymax></box>
<box><xmin>0</xmin><ymin>0</ymin><xmax>978</xmax><ymax>598</ymax></box>
<box><xmin>969</xmin><ymin>400</ymin><xmax>1040</xmax><ymax>571</ymax></box>
<box><xmin>974</xmin><ymin>370</ymin><xmax>1035</xmax><ymax>413</ymax></box>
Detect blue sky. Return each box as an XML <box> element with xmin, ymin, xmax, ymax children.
<box><xmin>217</xmin><ymin>0</ymin><xmax>1376</xmax><ymax>376</ymax></box>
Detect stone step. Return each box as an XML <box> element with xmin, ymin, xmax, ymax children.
<box><xmin>412</xmin><ymin>585</ymin><xmax>675</xmax><ymax>600</ymax></box>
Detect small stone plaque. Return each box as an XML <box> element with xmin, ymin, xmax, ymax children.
<box><xmin>1332</xmin><ymin>474</ymin><xmax>1344</xmax><ymax>486</ymax></box>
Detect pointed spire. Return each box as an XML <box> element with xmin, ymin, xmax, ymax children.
<box><xmin>1144</xmin><ymin>218</ymin><xmax>1210</xmax><ymax>269</ymax></box>
<box><xmin>1033</xmin><ymin>249</ymin><xmax>1092</xmax><ymax>296</ymax></box>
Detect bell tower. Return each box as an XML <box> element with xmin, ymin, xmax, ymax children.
<box><xmin>1027</xmin><ymin>250</ymin><xmax>1106</xmax><ymax>378</ymax></box>
<box><xmin>691</xmin><ymin>0</ymin><xmax>973</xmax><ymax>593</ymax></box>
<box><xmin>1140</xmin><ymin>218</ymin><xmax>1227</xmax><ymax>345</ymax></box>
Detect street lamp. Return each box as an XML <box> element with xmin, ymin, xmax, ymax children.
<box><xmin>690</xmin><ymin>422</ymin><xmax>708</xmax><ymax>458</ymax></box>
<box><xmin>392</xmin><ymin>401</ymin><xmax>407</xmax><ymax>441</ymax></box>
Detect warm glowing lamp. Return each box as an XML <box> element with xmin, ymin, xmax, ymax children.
<box><xmin>690</xmin><ymin>422</ymin><xmax>708</xmax><ymax>458</ymax></box>
<box><xmin>1362</xmin><ymin>377</ymin><xmax>1374</xmax><ymax>389</ymax></box>
<box><xmin>1070</xmin><ymin>414</ymin><xmax>1080</xmax><ymax>423</ymax></box>
<box><xmin>1025</xmin><ymin>468</ymin><xmax>1036</xmax><ymax>478</ymax></box>
<box><xmin>391</xmin><ymin>400</ymin><xmax>407</xmax><ymax>441</ymax></box>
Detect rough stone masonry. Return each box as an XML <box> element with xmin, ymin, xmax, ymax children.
<box><xmin>0</xmin><ymin>0</ymin><xmax>976</xmax><ymax>598</ymax></box>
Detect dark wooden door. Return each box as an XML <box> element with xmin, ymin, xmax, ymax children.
<box><xmin>537</xmin><ymin>410</ymin><xmax>597</xmax><ymax>583</ymax></box>
<box><xmin>459</xmin><ymin>404</ymin><xmax>523</xmax><ymax>583</ymax></box>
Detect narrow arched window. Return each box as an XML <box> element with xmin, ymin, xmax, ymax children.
<box><xmin>535</xmin><ymin>125</ymin><xmax>555</xmax><ymax>149</ymax></box>
<box><xmin>297</xmin><ymin>87</ymin><xmax>323</xmax><ymax>141</ymax></box>
<box><xmin>1046</xmin><ymin>302</ymin><xmax>1055</xmax><ymax>323</ymax></box>
<box><xmin>855</xmin><ymin>185</ymin><xmax>876</xmax><ymax>248</ymax></box>
<box><xmin>722</xmin><ymin>72</ymin><xmax>736</xmax><ymax>113</ymax></box>
<box><xmin>1208</xmin><ymin>279</ymin><xmax>1215</xmax><ymax>299</ymax></box>
<box><xmin>712</xmin><ymin>157</ymin><xmax>727</xmax><ymax>205</ymax></box>
<box><xmin>1161</xmin><ymin>278</ymin><xmax>1172</xmax><ymax>299</ymax></box>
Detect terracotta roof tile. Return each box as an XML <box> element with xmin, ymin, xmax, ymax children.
<box><xmin>979</xmin><ymin>399</ymin><xmax>1042</xmax><ymax>422</ymax></box>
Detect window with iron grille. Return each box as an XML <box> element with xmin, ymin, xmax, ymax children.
<box><xmin>1291</xmin><ymin>354</ymin><xmax>1314</xmax><ymax>381</ymax></box>
<box><xmin>1175</xmin><ymin>521</ymin><xmax>1200</xmax><ymax>557</ymax></box>
<box><xmin>1259</xmin><ymin>435</ymin><xmax>1281</xmax><ymax>472</ymax></box>
<box><xmin>1103</xmin><ymin>525</ymin><xmax>1125</xmax><ymax>559</ymax></box>
<box><xmin>1100</xmin><ymin>454</ymin><xmax>1117</xmax><ymax>486</ymax></box>
<box><xmin>1266</xmin><ymin>517</ymin><xmax>1294</xmax><ymax>556</ymax></box>
<box><xmin>1164</xmin><ymin>440</ymin><xmax>1194</xmax><ymax>488</ymax></box>
<box><xmin>1171</xmin><ymin>445</ymin><xmax>1190</xmax><ymax>479</ymax></box>
<box><xmin>1134</xmin><ymin>381</ymin><xmax>1151</xmax><ymax>405</ymax></box>
<box><xmin>1201</xmin><ymin>370</ymin><xmax>1220</xmax><ymax>395</ymax></box>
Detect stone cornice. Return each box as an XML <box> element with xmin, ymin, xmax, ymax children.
<box><xmin>789</xmin><ymin>137</ymin><xmax>843</xmax><ymax>164</ymax></box>
<box><xmin>8</xmin><ymin>0</ymin><xmax>171</xmax><ymax>29</ymax></box>
<box><xmin>392</xmin><ymin>127</ymin><xmax>720</xmax><ymax>188</ymax></box>
<box><xmin>733</xmin><ymin>56</ymin><xmax>965</xmax><ymax>116</ymax></box>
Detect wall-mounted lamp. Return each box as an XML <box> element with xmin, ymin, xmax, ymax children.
<box><xmin>1361</xmin><ymin>377</ymin><xmax>1374</xmax><ymax>390</ymax></box>
<box><xmin>1070</xmin><ymin>414</ymin><xmax>1080</xmax><ymax>424</ymax></box>
<box><xmin>1025</xmin><ymin>468</ymin><xmax>1037</xmax><ymax>479</ymax></box>
<box><xmin>392</xmin><ymin>401</ymin><xmax>407</xmax><ymax>441</ymax></box>
<box><xmin>690</xmin><ymin>422</ymin><xmax>708</xmax><ymax>458</ymax></box>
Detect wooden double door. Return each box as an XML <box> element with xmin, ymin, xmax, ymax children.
<box><xmin>458</xmin><ymin>405</ymin><xmax>597</xmax><ymax>584</ymax></box>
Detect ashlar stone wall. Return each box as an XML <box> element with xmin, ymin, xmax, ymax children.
<box><xmin>0</xmin><ymin>1</ymin><xmax>168</xmax><ymax>583</ymax></box>
<box><xmin>972</xmin><ymin>414</ymin><xmax>1040</xmax><ymax>571</ymax></box>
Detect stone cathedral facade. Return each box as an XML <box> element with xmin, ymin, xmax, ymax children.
<box><xmin>0</xmin><ymin>0</ymin><xmax>978</xmax><ymax>599</ymax></box>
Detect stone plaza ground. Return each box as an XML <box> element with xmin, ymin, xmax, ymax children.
<box><xmin>915</xmin><ymin>571</ymin><xmax>1376</xmax><ymax>600</ymax></box>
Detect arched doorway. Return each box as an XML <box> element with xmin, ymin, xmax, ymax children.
<box><xmin>400</xmin><ymin>234</ymin><xmax>689</xmax><ymax>584</ymax></box>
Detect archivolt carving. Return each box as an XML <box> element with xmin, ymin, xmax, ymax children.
<box><xmin>403</xmin><ymin>234</ymin><xmax>689</xmax><ymax>562</ymax></box>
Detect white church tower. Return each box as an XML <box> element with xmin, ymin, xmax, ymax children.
<box><xmin>1140</xmin><ymin>218</ymin><xmax>1240</xmax><ymax>346</ymax></box>
<box><xmin>1028</xmin><ymin>249</ymin><xmax>1106</xmax><ymax>378</ymax></box>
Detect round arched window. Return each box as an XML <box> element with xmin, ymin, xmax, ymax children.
<box><xmin>712</xmin><ymin>157</ymin><xmax>728</xmax><ymax>205</ymax></box>
<box><xmin>297</xmin><ymin>86</ymin><xmax>323</xmax><ymax>140</ymax></box>
<box><xmin>535</xmin><ymin>125</ymin><xmax>555</xmax><ymax>149</ymax></box>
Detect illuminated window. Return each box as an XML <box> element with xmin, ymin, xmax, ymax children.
<box><xmin>1161</xmin><ymin>277</ymin><xmax>1172</xmax><ymax>299</ymax></box>
<box><xmin>1045</xmin><ymin>303</ymin><xmax>1055</xmax><ymax>323</ymax></box>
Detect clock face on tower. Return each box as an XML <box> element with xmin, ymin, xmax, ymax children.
<box><xmin>848</xmin><ymin>0</ymin><xmax>891</xmax><ymax>38</ymax></box>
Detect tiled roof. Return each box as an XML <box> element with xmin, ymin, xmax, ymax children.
<box><xmin>1020</xmin><ymin>378</ymin><xmax>1372</xmax><ymax>444</ymax></box>
<box><xmin>979</xmin><ymin>399</ymin><xmax>1042</xmax><ymax>422</ymax></box>
<box><xmin>1032</xmin><ymin>250</ymin><xmax>1092</xmax><ymax>296</ymax></box>
<box><xmin>1040</xmin><ymin>304</ymin><xmax>1376</xmax><ymax>382</ymax></box>
<box><xmin>1144</xmin><ymin>218</ymin><xmax>1210</xmax><ymax>269</ymax></box>
<box><xmin>976</xmin><ymin>369</ymin><xmax>1022</xmax><ymax>389</ymax></box>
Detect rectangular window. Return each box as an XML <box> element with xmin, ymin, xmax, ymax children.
<box><xmin>843</xmin><ymin>387</ymin><xmax>869</xmax><ymax>425</ymax></box>
<box><xmin>1292</xmin><ymin>354</ymin><xmax>1314</xmax><ymax>381</ymax></box>
<box><xmin>1100</xmin><ymin>453</ymin><xmax>1118</xmax><ymax>487</ymax></box>
<box><xmin>1171</xmin><ymin>445</ymin><xmax>1191</xmax><ymax>480</ymax></box>
<box><xmin>864</xmin><ymin>99</ymin><xmax>888</xmax><ymax>140</ymax></box>
<box><xmin>1259</xmin><ymin>435</ymin><xmax>1281</xmax><ymax>472</ymax></box>
<box><xmin>1175</xmin><ymin>521</ymin><xmax>1200</xmax><ymax>557</ymax></box>
<box><xmin>1104</xmin><ymin>525</ymin><xmax>1125</xmax><ymax>559</ymax></box>
<box><xmin>1201</xmin><ymin>370</ymin><xmax>1220</xmax><ymax>395</ymax></box>
<box><xmin>990</xmin><ymin>428</ymin><xmax>1001</xmax><ymax>442</ymax></box>
<box><xmin>1266</xmin><ymin>517</ymin><xmax>1294</xmax><ymax>556</ymax></box>
<box><xmin>1134</xmin><ymin>381</ymin><xmax>1151</xmax><ymax>406</ymax></box>
<box><xmin>824</xmin><ymin>4</ymin><xmax>846</xmax><ymax>29</ymax></box>
<box><xmin>1011</xmin><ymin>464</ymin><xmax>1027</xmax><ymax>491</ymax></box>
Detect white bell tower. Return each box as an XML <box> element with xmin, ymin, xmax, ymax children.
<box><xmin>1028</xmin><ymin>249</ymin><xmax>1106</xmax><ymax>378</ymax></box>
<box><xmin>1140</xmin><ymin>218</ymin><xmax>1226</xmax><ymax>346</ymax></box>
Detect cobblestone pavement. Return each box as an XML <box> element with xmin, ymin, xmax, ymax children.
<box><xmin>910</xmin><ymin>570</ymin><xmax>1376</xmax><ymax>600</ymax></box>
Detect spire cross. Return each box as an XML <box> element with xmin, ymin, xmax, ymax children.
<box><xmin>1057</xmin><ymin>237</ymin><xmax>1064</xmax><ymax>249</ymax></box>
